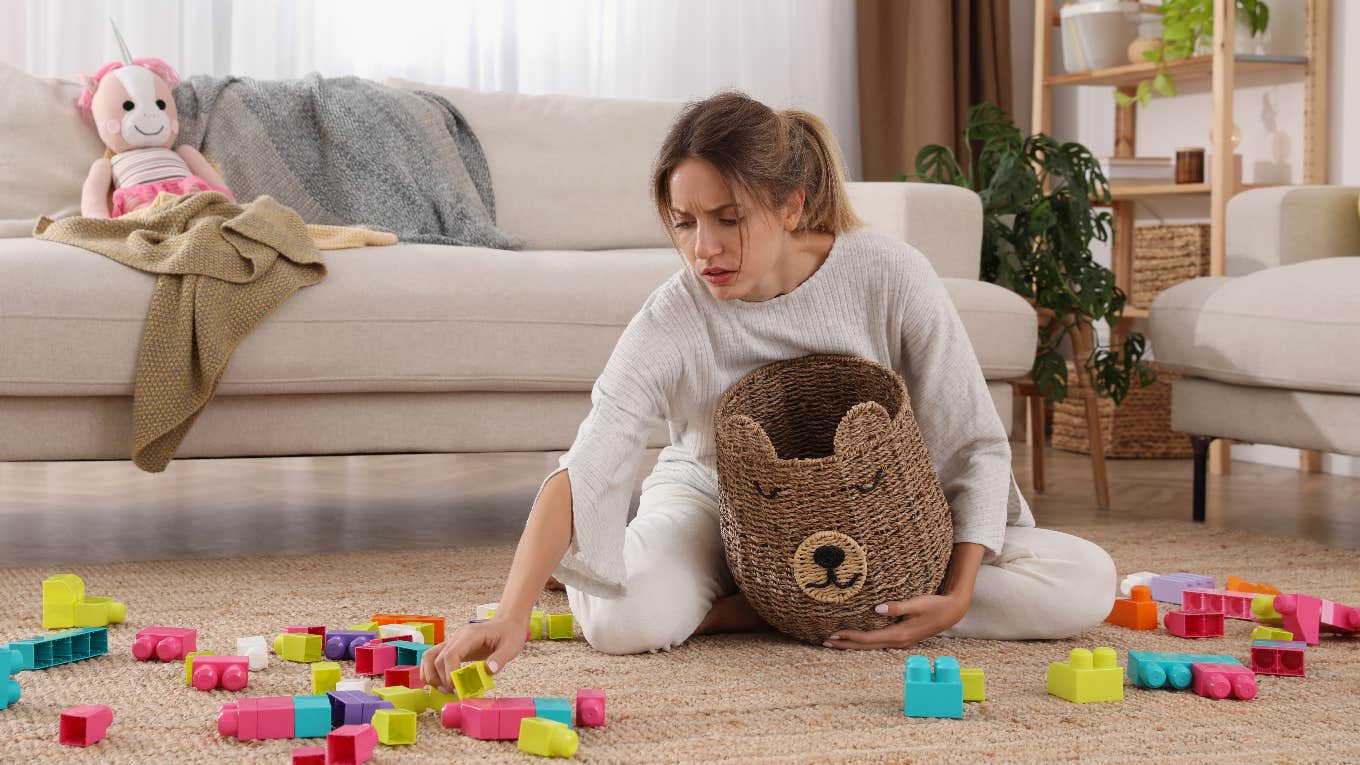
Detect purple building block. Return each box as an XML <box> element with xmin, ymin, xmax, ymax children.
<box><xmin>327</xmin><ymin>691</ymin><xmax>393</xmax><ymax>727</ymax></box>
<box><xmin>324</xmin><ymin>630</ymin><xmax>378</xmax><ymax>661</ymax></box>
<box><xmin>1149</xmin><ymin>573</ymin><xmax>1215</xmax><ymax>604</ymax></box>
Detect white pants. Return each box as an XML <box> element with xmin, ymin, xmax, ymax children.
<box><xmin>567</xmin><ymin>481</ymin><xmax>1118</xmax><ymax>655</ymax></box>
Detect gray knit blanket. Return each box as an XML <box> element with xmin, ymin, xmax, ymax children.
<box><xmin>172</xmin><ymin>74</ymin><xmax>525</xmax><ymax>249</ymax></box>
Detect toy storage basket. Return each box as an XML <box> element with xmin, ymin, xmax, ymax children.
<box><xmin>1131</xmin><ymin>224</ymin><xmax>1210</xmax><ymax>310</ymax></box>
<box><xmin>1052</xmin><ymin>361</ymin><xmax>1193</xmax><ymax>458</ymax></box>
<box><xmin>714</xmin><ymin>354</ymin><xmax>953</xmax><ymax>644</ymax></box>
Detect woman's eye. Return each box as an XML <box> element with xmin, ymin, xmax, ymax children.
<box><xmin>122</xmin><ymin>100</ymin><xmax>135</xmax><ymax>111</ymax></box>
<box><xmin>671</xmin><ymin>220</ymin><xmax>692</xmax><ymax>229</ymax></box>
<box><xmin>721</xmin><ymin>218</ymin><xmax>738</xmax><ymax>226</ymax></box>
<box><xmin>753</xmin><ymin>480</ymin><xmax>783</xmax><ymax>500</ymax></box>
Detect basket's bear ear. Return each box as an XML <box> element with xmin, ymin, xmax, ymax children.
<box><xmin>834</xmin><ymin>401</ymin><xmax>892</xmax><ymax>457</ymax></box>
<box><xmin>721</xmin><ymin>414</ymin><xmax>779</xmax><ymax>462</ymax></box>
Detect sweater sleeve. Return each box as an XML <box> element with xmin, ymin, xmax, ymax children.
<box><xmin>895</xmin><ymin>245</ymin><xmax>1011</xmax><ymax>558</ymax></box>
<box><xmin>531</xmin><ymin>304</ymin><xmax>680</xmax><ymax>598</ymax></box>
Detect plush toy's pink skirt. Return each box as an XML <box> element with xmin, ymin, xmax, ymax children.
<box><xmin>112</xmin><ymin>176</ymin><xmax>235</xmax><ymax>217</ymax></box>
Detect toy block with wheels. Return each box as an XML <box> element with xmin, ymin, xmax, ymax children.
<box><xmin>132</xmin><ymin>626</ymin><xmax>196</xmax><ymax>661</ymax></box>
<box><xmin>372</xmin><ymin>707</ymin><xmax>417</xmax><ymax>745</ymax></box>
<box><xmin>1164</xmin><ymin>610</ymin><xmax>1224</xmax><ymax>638</ymax></box>
<box><xmin>451</xmin><ymin>660</ymin><xmax>495</xmax><ymax>699</ymax></box>
<box><xmin>191</xmin><ymin>655</ymin><xmax>250</xmax><ymax>691</ymax></box>
<box><xmin>533</xmin><ymin>697</ymin><xmax>573</xmax><ymax>726</ymax></box>
<box><xmin>960</xmin><ymin>668</ymin><xmax>986</xmax><ymax>702</ymax></box>
<box><xmin>1251</xmin><ymin>626</ymin><xmax>1293</xmax><ymax>642</ymax></box>
<box><xmin>384</xmin><ymin>665</ymin><xmax>422</xmax><ymax>689</ymax></box>
<box><xmin>1047</xmin><ymin>647</ymin><xmax>1122</xmax><ymax>703</ymax></box>
<box><xmin>1</xmin><ymin>647</ymin><xmax>21</xmax><ymax>710</ymax></box>
<box><xmin>327</xmin><ymin>691</ymin><xmax>393</xmax><ymax>727</ymax></box>
<box><xmin>1106</xmin><ymin>585</ymin><xmax>1158</xmax><ymax>630</ymax></box>
<box><xmin>519</xmin><ymin>716</ymin><xmax>580</xmax><ymax>758</ymax></box>
<box><xmin>576</xmin><ymin>689</ymin><xmax>606</xmax><ymax>727</ymax></box>
<box><xmin>291</xmin><ymin>746</ymin><xmax>326</xmax><ymax>765</ymax></box>
<box><xmin>312</xmin><ymin>661</ymin><xmax>342</xmax><ymax>695</ymax></box>
<box><xmin>1181</xmin><ymin>589</ymin><xmax>1255</xmax><ymax>620</ymax></box>
<box><xmin>354</xmin><ymin>642</ymin><xmax>397</xmax><ymax>676</ymax></box>
<box><xmin>236</xmin><ymin>636</ymin><xmax>269</xmax><ymax>670</ymax></box>
<box><xmin>275</xmin><ymin>632</ymin><xmax>323</xmax><ymax>663</ymax></box>
<box><xmin>1251</xmin><ymin>640</ymin><xmax>1306</xmax><ymax>677</ymax></box>
<box><xmin>373</xmin><ymin>685</ymin><xmax>427</xmax><ymax>714</ymax></box>
<box><xmin>902</xmin><ymin>655</ymin><xmax>963</xmax><ymax>718</ymax></box>
<box><xmin>324</xmin><ymin>630</ymin><xmax>377</xmax><ymax>661</ymax></box>
<box><xmin>371</xmin><ymin>614</ymin><xmax>446</xmax><ymax>643</ymax></box>
<box><xmin>1190</xmin><ymin>663</ymin><xmax>1257</xmax><ymax>700</ymax></box>
<box><xmin>42</xmin><ymin>574</ymin><xmax>127</xmax><ymax>630</ymax></box>
<box><xmin>1125</xmin><ymin>651</ymin><xmax>1240</xmax><ymax>690</ymax></box>
<box><xmin>5</xmin><ymin>627</ymin><xmax>109</xmax><ymax>671</ymax></box>
<box><xmin>546</xmin><ymin>613</ymin><xmax>575</xmax><ymax>639</ymax></box>
<box><xmin>58</xmin><ymin>704</ymin><xmax>113</xmax><ymax>746</ymax></box>
<box><xmin>327</xmin><ymin>723</ymin><xmax>377</xmax><ymax>765</ymax></box>
<box><xmin>293</xmin><ymin>694</ymin><xmax>332</xmax><ymax>738</ymax></box>
<box><xmin>1149</xmin><ymin>573</ymin><xmax>1214</xmax><ymax>604</ymax></box>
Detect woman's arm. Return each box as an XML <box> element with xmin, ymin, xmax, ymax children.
<box><xmin>824</xmin><ymin>542</ymin><xmax>982</xmax><ymax>649</ymax></box>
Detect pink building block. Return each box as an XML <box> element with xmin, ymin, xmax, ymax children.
<box><xmin>59</xmin><ymin>704</ymin><xmax>113</xmax><ymax>746</ymax></box>
<box><xmin>495</xmin><ymin>698</ymin><xmax>537</xmax><ymax>739</ymax></box>
<box><xmin>285</xmin><ymin>625</ymin><xmax>327</xmax><ymax>637</ymax></box>
<box><xmin>384</xmin><ymin>665</ymin><xmax>422</xmax><ymax>689</ymax></box>
<box><xmin>1164</xmin><ymin>610</ymin><xmax>1225</xmax><ymax>638</ymax></box>
<box><xmin>442</xmin><ymin>697</ymin><xmax>530</xmax><ymax>740</ymax></box>
<box><xmin>218</xmin><ymin>696</ymin><xmax>296</xmax><ymax>741</ymax></box>
<box><xmin>1191</xmin><ymin>662</ymin><xmax>1258</xmax><ymax>700</ymax></box>
<box><xmin>291</xmin><ymin>745</ymin><xmax>326</xmax><ymax>765</ymax></box>
<box><xmin>191</xmin><ymin>655</ymin><xmax>250</xmax><ymax>691</ymax></box>
<box><xmin>1181</xmin><ymin>589</ymin><xmax>1255</xmax><ymax>620</ymax></box>
<box><xmin>577</xmin><ymin>689</ymin><xmax>606</xmax><ymax>727</ymax></box>
<box><xmin>1321</xmin><ymin>599</ymin><xmax>1360</xmax><ymax>634</ymax></box>
<box><xmin>1251</xmin><ymin>641</ymin><xmax>1306</xmax><ymax>677</ymax></box>
<box><xmin>1274</xmin><ymin>594</ymin><xmax>1322</xmax><ymax>645</ymax></box>
<box><xmin>354</xmin><ymin>643</ymin><xmax>397</xmax><ymax>676</ymax></box>
<box><xmin>328</xmin><ymin>723</ymin><xmax>377</xmax><ymax>765</ymax></box>
<box><xmin>131</xmin><ymin>626</ymin><xmax>197</xmax><ymax>661</ymax></box>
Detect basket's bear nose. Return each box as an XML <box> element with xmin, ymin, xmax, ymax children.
<box><xmin>813</xmin><ymin>544</ymin><xmax>845</xmax><ymax>572</ymax></box>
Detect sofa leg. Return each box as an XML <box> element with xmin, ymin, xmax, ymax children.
<box><xmin>1190</xmin><ymin>435</ymin><xmax>1212</xmax><ymax>523</ymax></box>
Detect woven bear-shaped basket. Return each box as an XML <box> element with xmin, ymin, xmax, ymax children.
<box><xmin>714</xmin><ymin>354</ymin><xmax>953</xmax><ymax>644</ymax></box>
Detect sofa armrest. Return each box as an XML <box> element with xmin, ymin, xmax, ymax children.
<box><xmin>1226</xmin><ymin>185</ymin><xmax>1360</xmax><ymax>276</ymax></box>
<box><xmin>846</xmin><ymin>182</ymin><xmax>982</xmax><ymax>280</ymax></box>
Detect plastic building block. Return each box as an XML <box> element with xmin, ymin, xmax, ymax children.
<box><xmin>1</xmin><ymin>647</ymin><xmax>21</xmax><ymax>710</ymax></box>
<box><xmin>219</xmin><ymin>696</ymin><xmax>297</xmax><ymax>741</ymax></box>
<box><xmin>348</xmin><ymin>621</ymin><xmax>380</xmax><ymax>632</ymax></box>
<box><xmin>192</xmin><ymin>655</ymin><xmax>250</xmax><ymax>692</ymax></box>
<box><xmin>403</xmin><ymin>622</ymin><xmax>436</xmax><ymax>644</ymax></box>
<box><xmin>4</xmin><ymin>627</ymin><xmax>109</xmax><ymax>671</ymax></box>
<box><xmin>328</xmin><ymin>723</ymin><xmax>378</xmax><ymax>765</ymax></box>
<box><xmin>451</xmin><ymin>660</ymin><xmax>495</xmax><ymax>699</ymax></box>
<box><xmin>371</xmin><ymin>614</ymin><xmax>446</xmax><ymax>643</ymax></box>
<box><xmin>1181</xmin><ymin>589</ymin><xmax>1255</xmax><ymax>620</ymax></box>
<box><xmin>902</xmin><ymin>655</ymin><xmax>964</xmax><ymax>718</ymax></box>
<box><xmin>327</xmin><ymin>691</ymin><xmax>393</xmax><ymax>727</ymax></box>
<box><xmin>132</xmin><ymin>626</ymin><xmax>196</xmax><ymax>661</ymax></box>
<box><xmin>1164</xmin><ymin>609</ymin><xmax>1225</xmax><ymax>639</ymax></box>
<box><xmin>576</xmin><ymin>689</ymin><xmax>606</xmax><ymax>727</ymax></box>
<box><xmin>533</xmin><ymin>697</ymin><xmax>573</xmax><ymax>726</ymax></box>
<box><xmin>546</xmin><ymin>613</ymin><xmax>575</xmax><ymax>640</ymax></box>
<box><xmin>1225</xmin><ymin>576</ymin><xmax>1279</xmax><ymax>595</ymax></box>
<box><xmin>1251</xmin><ymin>639</ymin><xmax>1306</xmax><ymax>677</ymax></box>
<box><xmin>378</xmin><ymin>624</ymin><xmax>424</xmax><ymax>643</ymax></box>
<box><xmin>384</xmin><ymin>665</ymin><xmax>422</xmax><ymax>689</ymax></box>
<box><xmin>311</xmin><ymin>661</ymin><xmax>342</xmax><ymax>695</ymax></box>
<box><xmin>293</xmin><ymin>694</ymin><xmax>331</xmax><ymax>738</ymax></box>
<box><xmin>1106</xmin><ymin>585</ymin><xmax>1158</xmax><ymax>630</ymax></box>
<box><xmin>237</xmin><ymin>636</ymin><xmax>269</xmax><ymax>670</ymax></box>
<box><xmin>1125</xmin><ymin>651</ymin><xmax>1240</xmax><ymax>690</ymax></box>
<box><xmin>324</xmin><ymin>630</ymin><xmax>377</xmax><ymax>661</ymax></box>
<box><xmin>291</xmin><ymin>745</ymin><xmax>326</xmax><ymax>765</ymax></box>
<box><xmin>1273</xmin><ymin>594</ymin><xmax>1322</xmax><ymax>645</ymax></box>
<box><xmin>1119</xmin><ymin>571</ymin><xmax>1159</xmax><ymax>597</ymax></box>
<box><xmin>1149</xmin><ymin>573</ymin><xmax>1215</xmax><ymax>604</ymax></box>
<box><xmin>373</xmin><ymin>685</ymin><xmax>427</xmax><ymax>714</ymax></box>
<box><xmin>1251</xmin><ymin>626</ymin><xmax>1294</xmax><ymax>642</ymax></box>
<box><xmin>1320</xmin><ymin>599</ymin><xmax>1360</xmax><ymax>634</ymax></box>
<box><xmin>475</xmin><ymin>602</ymin><xmax>499</xmax><ymax>620</ymax></box>
<box><xmin>42</xmin><ymin>574</ymin><xmax>127</xmax><ymax>630</ymax></box>
<box><xmin>1252</xmin><ymin>594</ymin><xmax>1283</xmax><ymax>625</ymax></box>
<box><xmin>354</xmin><ymin>643</ymin><xmax>397</xmax><ymax>676</ymax></box>
<box><xmin>529</xmin><ymin>609</ymin><xmax>547</xmax><ymax>640</ymax></box>
<box><xmin>518</xmin><ymin>717</ymin><xmax>580</xmax><ymax>758</ymax></box>
<box><xmin>1191</xmin><ymin>662</ymin><xmax>1257</xmax><ymax>700</ymax></box>
<box><xmin>59</xmin><ymin>704</ymin><xmax>113</xmax><ymax>746</ymax></box>
<box><xmin>372</xmin><ymin>708</ymin><xmax>417</xmax><ymax>745</ymax></box>
<box><xmin>426</xmin><ymin>685</ymin><xmax>459</xmax><ymax>712</ymax></box>
<box><xmin>337</xmin><ymin>678</ymin><xmax>371</xmax><ymax>693</ymax></box>
<box><xmin>275</xmin><ymin>632</ymin><xmax>323</xmax><ymax>663</ymax></box>
<box><xmin>959</xmin><ymin>668</ymin><xmax>985</xmax><ymax>702</ymax></box>
<box><xmin>497</xmin><ymin>698</ymin><xmax>539</xmax><ymax>738</ymax></box>
<box><xmin>388</xmin><ymin>640</ymin><xmax>430</xmax><ymax>667</ymax></box>
<box><xmin>285</xmin><ymin>625</ymin><xmax>327</xmax><ymax>637</ymax></box>
<box><xmin>442</xmin><ymin>698</ymin><xmax>496</xmax><ymax>738</ymax></box>
<box><xmin>184</xmin><ymin>651</ymin><xmax>215</xmax><ymax>685</ymax></box>
<box><xmin>1047</xmin><ymin>647</ymin><xmax>1122</xmax><ymax>703</ymax></box>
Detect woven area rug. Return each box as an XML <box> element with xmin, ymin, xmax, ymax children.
<box><xmin>2</xmin><ymin>518</ymin><xmax>1358</xmax><ymax>764</ymax></box>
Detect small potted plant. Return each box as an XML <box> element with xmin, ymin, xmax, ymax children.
<box><xmin>1118</xmin><ymin>0</ymin><xmax>1270</xmax><ymax>107</ymax></box>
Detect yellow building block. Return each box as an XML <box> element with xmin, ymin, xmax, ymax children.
<box><xmin>1252</xmin><ymin>594</ymin><xmax>1282</xmax><ymax>625</ymax></box>
<box><xmin>347</xmin><ymin>621</ymin><xmax>380</xmax><ymax>631</ymax></box>
<box><xmin>372</xmin><ymin>708</ymin><xmax>417</xmax><ymax>745</ymax></box>
<box><xmin>1047</xmin><ymin>647</ymin><xmax>1123</xmax><ymax>703</ymax></box>
<box><xmin>312</xmin><ymin>661</ymin><xmax>342</xmax><ymax>695</ymax></box>
<box><xmin>518</xmin><ymin>717</ymin><xmax>579</xmax><ymax>758</ymax></box>
<box><xmin>475</xmin><ymin>602</ymin><xmax>499</xmax><ymax>620</ymax></box>
<box><xmin>403</xmin><ymin>622</ymin><xmax>436</xmax><ymax>644</ymax></box>
<box><xmin>529</xmin><ymin>609</ymin><xmax>546</xmax><ymax>640</ymax></box>
<box><xmin>426</xmin><ymin>685</ymin><xmax>459</xmax><ymax>711</ymax></box>
<box><xmin>960</xmin><ymin>667</ymin><xmax>986</xmax><ymax>702</ymax></box>
<box><xmin>184</xmin><ymin>651</ymin><xmax>215</xmax><ymax>685</ymax></box>
<box><xmin>450</xmin><ymin>661</ymin><xmax>495</xmax><ymax>699</ymax></box>
<box><xmin>374</xmin><ymin>685</ymin><xmax>428</xmax><ymax>714</ymax></box>
<box><xmin>42</xmin><ymin>574</ymin><xmax>126</xmax><ymax>629</ymax></box>
<box><xmin>546</xmin><ymin>613</ymin><xmax>575</xmax><ymax>640</ymax></box>
<box><xmin>273</xmin><ymin>632</ymin><xmax>323</xmax><ymax>663</ymax></box>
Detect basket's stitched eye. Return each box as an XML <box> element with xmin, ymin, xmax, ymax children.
<box><xmin>842</xmin><ymin>468</ymin><xmax>884</xmax><ymax>495</ymax></box>
<box><xmin>753</xmin><ymin>480</ymin><xmax>783</xmax><ymax>500</ymax></box>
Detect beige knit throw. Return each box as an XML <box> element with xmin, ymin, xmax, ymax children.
<box><xmin>34</xmin><ymin>192</ymin><xmax>327</xmax><ymax>473</ymax></box>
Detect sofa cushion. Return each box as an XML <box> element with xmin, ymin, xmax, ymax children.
<box><xmin>0</xmin><ymin>238</ymin><xmax>1033</xmax><ymax>397</ymax></box>
<box><xmin>1148</xmin><ymin>257</ymin><xmax>1360</xmax><ymax>395</ymax></box>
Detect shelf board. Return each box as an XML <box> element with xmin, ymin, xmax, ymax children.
<box><xmin>1046</xmin><ymin>54</ymin><xmax>1307</xmax><ymax>89</ymax></box>
<box><xmin>1120</xmin><ymin>306</ymin><xmax>1150</xmax><ymax>321</ymax></box>
<box><xmin>1094</xmin><ymin>182</ymin><xmax>1276</xmax><ymax>204</ymax></box>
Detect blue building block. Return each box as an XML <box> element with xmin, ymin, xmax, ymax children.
<box><xmin>1126</xmin><ymin>650</ymin><xmax>1242</xmax><ymax>690</ymax></box>
<box><xmin>327</xmin><ymin>690</ymin><xmax>393</xmax><ymax>727</ymax></box>
<box><xmin>388</xmin><ymin>640</ymin><xmax>431</xmax><ymax>667</ymax></box>
<box><xmin>533</xmin><ymin>697</ymin><xmax>573</xmax><ymax>727</ymax></box>
<box><xmin>2</xmin><ymin>627</ymin><xmax>108</xmax><ymax>671</ymax></box>
<box><xmin>293</xmin><ymin>694</ymin><xmax>332</xmax><ymax>738</ymax></box>
<box><xmin>1</xmin><ymin>647</ymin><xmax>21</xmax><ymax>710</ymax></box>
<box><xmin>903</xmin><ymin>655</ymin><xmax>963</xmax><ymax>719</ymax></box>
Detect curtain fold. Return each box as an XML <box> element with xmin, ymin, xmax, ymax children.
<box><xmin>856</xmin><ymin>0</ymin><xmax>1013</xmax><ymax>182</ymax></box>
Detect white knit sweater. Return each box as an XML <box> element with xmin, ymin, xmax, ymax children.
<box><xmin>536</xmin><ymin>227</ymin><xmax>1035</xmax><ymax>597</ymax></box>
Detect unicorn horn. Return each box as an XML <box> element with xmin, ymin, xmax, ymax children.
<box><xmin>109</xmin><ymin>18</ymin><xmax>134</xmax><ymax>65</ymax></box>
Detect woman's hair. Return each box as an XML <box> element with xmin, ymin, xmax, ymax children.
<box><xmin>651</xmin><ymin>90</ymin><xmax>862</xmax><ymax>244</ymax></box>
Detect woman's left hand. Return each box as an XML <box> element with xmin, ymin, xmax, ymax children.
<box><xmin>823</xmin><ymin>593</ymin><xmax>969</xmax><ymax>650</ymax></box>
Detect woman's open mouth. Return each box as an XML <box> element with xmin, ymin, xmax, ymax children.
<box><xmin>702</xmin><ymin>269</ymin><xmax>736</xmax><ymax>285</ymax></box>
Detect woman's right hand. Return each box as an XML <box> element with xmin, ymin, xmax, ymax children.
<box><xmin>421</xmin><ymin>617</ymin><xmax>528</xmax><ymax>693</ymax></box>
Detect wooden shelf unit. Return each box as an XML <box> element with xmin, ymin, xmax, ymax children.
<box><xmin>1045</xmin><ymin>53</ymin><xmax>1307</xmax><ymax>89</ymax></box>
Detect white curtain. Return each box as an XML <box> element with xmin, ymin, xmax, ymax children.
<box><xmin>1</xmin><ymin>0</ymin><xmax>861</xmax><ymax>178</ymax></box>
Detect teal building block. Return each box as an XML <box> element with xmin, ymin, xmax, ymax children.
<box><xmin>3</xmin><ymin>628</ymin><xmax>108</xmax><ymax>671</ymax></box>
<box><xmin>903</xmin><ymin>655</ymin><xmax>963</xmax><ymax>719</ymax></box>
<box><xmin>1126</xmin><ymin>650</ymin><xmax>1241</xmax><ymax>690</ymax></box>
<box><xmin>2</xmin><ymin>647</ymin><xmax>21</xmax><ymax>710</ymax></box>
<box><xmin>533</xmin><ymin>697</ymin><xmax>573</xmax><ymax>727</ymax></box>
<box><xmin>388</xmin><ymin>640</ymin><xmax>430</xmax><ymax>667</ymax></box>
<box><xmin>293</xmin><ymin>694</ymin><xmax>332</xmax><ymax>738</ymax></box>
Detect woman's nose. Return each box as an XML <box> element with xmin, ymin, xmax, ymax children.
<box><xmin>695</xmin><ymin>224</ymin><xmax>723</xmax><ymax>256</ymax></box>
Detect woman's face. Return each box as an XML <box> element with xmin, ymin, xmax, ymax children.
<box><xmin>667</xmin><ymin>157</ymin><xmax>800</xmax><ymax>302</ymax></box>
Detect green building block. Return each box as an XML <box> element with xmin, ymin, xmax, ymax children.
<box><xmin>274</xmin><ymin>633</ymin><xmax>322</xmax><ymax>663</ymax></box>
<box><xmin>960</xmin><ymin>667</ymin><xmax>986</xmax><ymax>702</ymax></box>
<box><xmin>311</xmin><ymin>662</ymin><xmax>342</xmax><ymax>695</ymax></box>
<box><xmin>518</xmin><ymin>717</ymin><xmax>579</xmax><ymax>758</ymax></box>
<box><xmin>372</xmin><ymin>708</ymin><xmax>417</xmax><ymax>745</ymax></box>
<box><xmin>546</xmin><ymin>613</ymin><xmax>575</xmax><ymax>640</ymax></box>
<box><xmin>1048</xmin><ymin>647</ymin><xmax>1123</xmax><ymax>702</ymax></box>
<box><xmin>451</xmin><ymin>661</ymin><xmax>495</xmax><ymax>699</ymax></box>
<box><xmin>374</xmin><ymin>685</ymin><xmax>427</xmax><ymax>714</ymax></box>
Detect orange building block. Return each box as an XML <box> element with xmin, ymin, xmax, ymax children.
<box><xmin>1106</xmin><ymin>585</ymin><xmax>1158</xmax><ymax>630</ymax></box>
<box><xmin>1225</xmin><ymin>576</ymin><xmax>1280</xmax><ymax>595</ymax></box>
<box><xmin>371</xmin><ymin>615</ymin><xmax>446</xmax><ymax>644</ymax></box>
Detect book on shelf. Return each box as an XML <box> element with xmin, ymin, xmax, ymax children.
<box><xmin>1100</xmin><ymin>156</ymin><xmax>1174</xmax><ymax>182</ymax></box>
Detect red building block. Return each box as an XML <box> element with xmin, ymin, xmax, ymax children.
<box><xmin>354</xmin><ymin>643</ymin><xmax>397</xmax><ymax>676</ymax></box>
<box><xmin>1106</xmin><ymin>585</ymin><xmax>1158</xmax><ymax>630</ymax></box>
<box><xmin>1251</xmin><ymin>641</ymin><xmax>1306</xmax><ymax>677</ymax></box>
<box><xmin>1274</xmin><ymin>594</ymin><xmax>1323</xmax><ymax>645</ymax></box>
<box><xmin>1164</xmin><ymin>610</ymin><xmax>1225</xmax><ymax>638</ymax></box>
<box><xmin>291</xmin><ymin>745</ymin><xmax>326</xmax><ymax>765</ymax></box>
<box><xmin>59</xmin><ymin>704</ymin><xmax>113</xmax><ymax>746</ymax></box>
<box><xmin>371</xmin><ymin>614</ymin><xmax>446</xmax><ymax>643</ymax></box>
<box><xmin>577</xmin><ymin>689</ymin><xmax>606</xmax><ymax>727</ymax></box>
<box><xmin>384</xmin><ymin>665</ymin><xmax>422</xmax><ymax>689</ymax></box>
<box><xmin>191</xmin><ymin>655</ymin><xmax>250</xmax><ymax>691</ymax></box>
<box><xmin>1181</xmin><ymin>589</ymin><xmax>1255</xmax><ymax>620</ymax></box>
<box><xmin>1191</xmin><ymin>662</ymin><xmax>1257</xmax><ymax>700</ymax></box>
<box><xmin>285</xmin><ymin>626</ymin><xmax>327</xmax><ymax>637</ymax></box>
<box><xmin>131</xmin><ymin>626</ymin><xmax>197</xmax><ymax>661</ymax></box>
<box><xmin>328</xmin><ymin>723</ymin><xmax>377</xmax><ymax>765</ymax></box>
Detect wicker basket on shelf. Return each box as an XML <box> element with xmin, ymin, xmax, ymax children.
<box><xmin>1131</xmin><ymin>224</ymin><xmax>1210</xmax><ymax>310</ymax></box>
<box><xmin>1051</xmin><ymin>361</ymin><xmax>1192</xmax><ymax>458</ymax></box>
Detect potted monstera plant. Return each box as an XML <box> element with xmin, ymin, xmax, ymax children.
<box><xmin>903</xmin><ymin>102</ymin><xmax>1154</xmax><ymax>406</ymax></box>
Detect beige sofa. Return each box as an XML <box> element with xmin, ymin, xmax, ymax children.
<box><xmin>1148</xmin><ymin>186</ymin><xmax>1360</xmax><ymax>521</ymax></box>
<box><xmin>0</xmin><ymin>70</ymin><xmax>1037</xmax><ymax>463</ymax></box>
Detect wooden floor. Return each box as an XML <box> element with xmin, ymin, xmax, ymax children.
<box><xmin>1</xmin><ymin>442</ymin><xmax>1356</xmax><ymax>565</ymax></box>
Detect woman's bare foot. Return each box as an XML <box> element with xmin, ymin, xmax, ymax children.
<box><xmin>544</xmin><ymin>575</ymin><xmax>565</xmax><ymax>591</ymax></box>
<box><xmin>694</xmin><ymin>592</ymin><xmax>772</xmax><ymax>635</ymax></box>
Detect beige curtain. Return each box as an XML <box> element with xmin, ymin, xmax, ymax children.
<box><xmin>857</xmin><ymin>0</ymin><xmax>1014</xmax><ymax>182</ymax></box>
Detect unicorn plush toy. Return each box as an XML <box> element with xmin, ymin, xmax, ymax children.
<box><xmin>76</xmin><ymin>20</ymin><xmax>233</xmax><ymax>218</ymax></box>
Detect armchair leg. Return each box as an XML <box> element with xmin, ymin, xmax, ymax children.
<box><xmin>1190</xmin><ymin>435</ymin><xmax>1212</xmax><ymax>523</ymax></box>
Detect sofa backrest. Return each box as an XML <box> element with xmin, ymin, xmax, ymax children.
<box><xmin>0</xmin><ymin>63</ymin><xmax>107</xmax><ymax>221</ymax></box>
